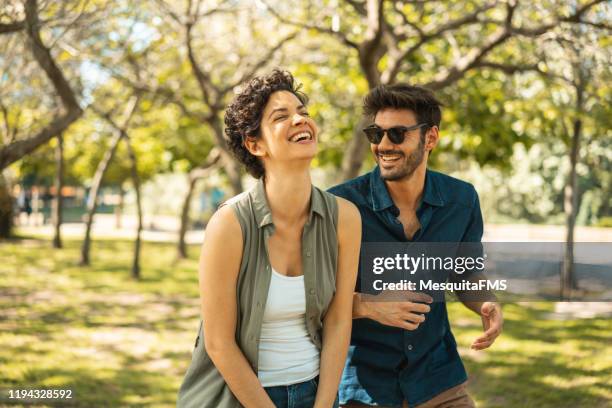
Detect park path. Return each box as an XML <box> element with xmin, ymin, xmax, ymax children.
<box><xmin>15</xmin><ymin>214</ymin><xmax>612</xmax><ymax>243</ymax></box>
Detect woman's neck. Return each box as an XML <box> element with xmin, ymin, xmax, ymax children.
<box><xmin>264</xmin><ymin>167</ymin><xmax>312</xmax><ymax>224</ymax></box>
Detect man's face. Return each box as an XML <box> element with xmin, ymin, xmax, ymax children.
<box><xmin>370</xmin><ymin>108</ymin><xmax>428</xmax><ymax>182</ymax></box>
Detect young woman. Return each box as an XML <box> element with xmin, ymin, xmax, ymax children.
<box><xmin>177</xmin><ymin>70</ymin><xmax>361</xmax><ymax>408</ymax></box>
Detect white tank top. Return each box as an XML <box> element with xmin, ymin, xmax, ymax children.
<box><xmin>257</xmin><ymin>269</ymin><xmax>320</xmax><ymax>387</ymax></box>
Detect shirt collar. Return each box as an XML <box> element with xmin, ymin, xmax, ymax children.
<box><xmin>369</xmin><ymin>166</ymin><xmax>444</xmax><ymax>212</ymax></box>
<box><xmin>250</xmin><ymin>178</ymin><xmax>326</xmax><ymax>228</ymax></box>
<box><xmin>422</xmin><ymin>169</ymin><xmax>444</xmax><ymax>207</ymax></box>
<box><xmin>369</xmin><ymin>166</ymin><xmax>395</xmax><ymax>212</ymax></box>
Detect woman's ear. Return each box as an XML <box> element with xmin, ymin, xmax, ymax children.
<box><xmin>244</xmin><ymin>135</ymin><xmax>266</xmax><ymax>157</ymax></box>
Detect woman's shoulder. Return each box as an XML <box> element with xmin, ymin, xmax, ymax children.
<box><xmin>220</xmin><ymin>190</ymin><xmax>251</xmax><ymax>209</ymax></box>
<box><xmin>206</xmin><ymin>204</ymin><xmax>242</xmax><ymax>239</ymax></box>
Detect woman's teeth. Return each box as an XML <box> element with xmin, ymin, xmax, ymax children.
<box><xmin>290</xmin><ymin>132</ymin><xmax>312</xmax><ymax>142</ymax></box>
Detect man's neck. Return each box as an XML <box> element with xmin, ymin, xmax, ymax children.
<box><xmin>385</xmin><ymin>165</ymin><xmax>427</xmax><ymax>211</ymax></box>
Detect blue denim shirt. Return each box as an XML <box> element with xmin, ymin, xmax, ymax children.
<box><xmin>328</xmin><ymin>166</ymin><xmax>483</xmax><ymax>407</ymax></box>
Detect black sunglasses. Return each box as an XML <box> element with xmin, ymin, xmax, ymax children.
<box><xmin>362</xmin><ymin>123</ymin><xmax>428</xmax><ymax>144</ymax></box>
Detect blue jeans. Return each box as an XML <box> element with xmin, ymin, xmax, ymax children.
<box><xmin>265</xmin><ymin>377</ymin><xmax>339</xmax><ymax>408</ymax></box>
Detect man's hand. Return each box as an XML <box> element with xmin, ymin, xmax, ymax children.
<box><xmin>471</xmin><ymin>301</ymin><xmax>503</xmax><ymax>350</ymax></box>
<box><xmin>356</xmin><ymin>291</ymin><xmax>433</xmax><ymax>330</ymax></box>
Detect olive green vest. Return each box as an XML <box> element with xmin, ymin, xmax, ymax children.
<box><xmin>177</xmin><ymin>179</ymin><xmax>339</xmax><ymax>408</ymax></box>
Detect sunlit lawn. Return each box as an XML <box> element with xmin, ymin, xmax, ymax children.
<box><xmin>0</xmin><ymin>236</ymin><xmax>610</xmax><ymax>407</ymax></box>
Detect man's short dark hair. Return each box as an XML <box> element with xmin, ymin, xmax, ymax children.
<box><xmin>224</xmin><ymin>69</ymin><xmax>308</xmax><ymax>179</ymax></box>
<box><xmin>363</xmin><ymin>84</ymin><xmax>442</xmax><ymax>133</ymax></box>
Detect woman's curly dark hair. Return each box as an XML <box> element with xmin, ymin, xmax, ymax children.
<box><xmin>224</xmin><ymin>69</ymin><xmax>308</xmax><ymax>179</ymax></box>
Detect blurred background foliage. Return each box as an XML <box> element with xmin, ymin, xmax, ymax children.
<box><xmin>0</xmin><ymin>0</ymin><xmax>610</xmax><ymax>229</ymax></box>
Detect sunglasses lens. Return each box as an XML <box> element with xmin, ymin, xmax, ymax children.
<box><xmin>363</xmin><ymin>127</ymin><xmax>383</xmax><ymax>144</ymax></box>
<box><xmin>387</xmin><ymin>127</ymin><xmax>406</xmax><ymax>144</ymax></box>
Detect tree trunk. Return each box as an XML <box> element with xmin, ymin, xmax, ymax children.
<box><xmin>177</xmin><ymin>149</ymin><xmax>221</xmax><ymax>259</ymax></box>
<box><xmin>339</xmin><ymin>67</ymin><xmax>381</xmax><ymax>181</ymax></box>
<box><xmin>115</xmin><ymin>186</ymin><xmax>124</xmax><ymax>229</ymax></box>
<box><xmin>561</xmin><ymin>80</ymin><xmax>584</xmax><ymax>300</ymax></box>
<box><xmin>339</xmin><ymin>117</ymin><xmax>372</xmax><ymax>182</ymax></box>
<box><xmin>561</xmin><ymin>116</ymin><xmax>582</xmax><ymax>300</ymax></box>
<box><xmin>125</xmin><ymin>136</ymin><xmax>143</xmax><ymax>279</ymax></box>
<box><xmin>210</xmin><ymin>118</ymin><xmax>242</xmax><ymax>195</ymax></box>
<box><xmin>178</xmin><ymin>175</ymin><xmax>198</xmax><ymax>260</ymax></box>
<box><xmin>52</xmin><ymin>132</ymin><xmax>64</xmax><ymax>248</ymax></box>
<box><xmin>80</xmin><ymin>132</ymin><xmax>122</xmax><ymax>265</ymax></box>
<box><xmin>0</xmin><ymin>173</ymin><xmax>12</xmax><ymax>239</ymax></box>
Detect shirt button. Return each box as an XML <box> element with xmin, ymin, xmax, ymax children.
<box><xmin>306</xmin><ymin>251</ymin><xmax>312</xmax><ymax>257</ymax></box>
<box><xmin>407</xmin><ymin>344</ymin><xmax>413</xmax><ymax>351</ymax></box>
<box><xmin>309</xmin><ymin>289</ymin><xmax>315</xmax><ymax>295</ymax></box>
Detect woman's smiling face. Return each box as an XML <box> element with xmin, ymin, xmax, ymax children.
<box><xmin>249</xmin><ymin>90</ymin><xmax>318</xmax><ymax>165</ymax></box>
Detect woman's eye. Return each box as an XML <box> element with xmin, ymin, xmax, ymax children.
<box><xmin>301</xmin><ymin>111</ymin><xmax>310</xmax><ymax>117</ymax></box>
<box><xmin>274</xmin><ymin>115</ymin><xmax>288</xmax><ymax>121</ymax></box>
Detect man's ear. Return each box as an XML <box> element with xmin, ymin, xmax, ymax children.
<box><xmin>244</xmin><ymin>135</ymin><xmax>266</xmax><ymax>157</ymax></box>
<box><xmin>425</xmin><ymin>126</ymin><xmax>439</xmax><ymax>151</ymax></box>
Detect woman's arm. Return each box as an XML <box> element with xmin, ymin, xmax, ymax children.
<box><xmin>199</xmin><ymin>205</ymin><xmax>275</xmax><ymax>408</ymax></box>
<box><xmin>315</xmin><ymin>198</ymin><xmax>361</xmax><ymax>408</ymax></box>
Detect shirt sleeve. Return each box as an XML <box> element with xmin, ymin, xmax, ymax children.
<box><xmin>454</xmin><ymin>187</ymin><xmax>484</xmax><ymax>282</ymax></box>
<box><xmin>461</xmin><ymin>187</ymin><xmax>483</xmax><ymax>243</ymax></box>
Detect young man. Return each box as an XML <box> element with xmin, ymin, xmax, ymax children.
<box><xmin>329</xmin><ymin>84</ymin><xmax>503</xmax><ymax>408</ymax></box>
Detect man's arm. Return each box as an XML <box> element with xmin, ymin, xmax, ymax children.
<box><xmin>352</xmin><ymin>291</ymin><xmax>432</xmax><ymax>330</ymax></box>
<box><xmin>456</xmin><ymin>188</ymin><xmax>503</xmax><ymax>350</ymax></box>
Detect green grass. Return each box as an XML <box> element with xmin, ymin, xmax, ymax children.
<box><xmin>1</xmin><ymin>237</ymin><xmax>610</xmax><ymax>407</ymax></box>
<box><xmin>0</xmin><ymin>237</ymin><xmax>201</xmax><ymax>407</ymax></box>
<box><xmin>447</xmin><ymin>303</ymin><xmax>611</xmax><ymax>407</ymax></box>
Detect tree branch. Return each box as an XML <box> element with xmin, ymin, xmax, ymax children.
<box><xmin>24</xmin><ymin>0</ymin><xmax>80</xmax><ymax>112</ymax></box>
<box><xmin>425</xmin><ymin>27</ymin><xmax>512</xmax><ymax>90</ymax></box>
<box><xmin>185</xmin><ymin>21</ymin><xmax>214</xmax><ymax>107</ymax></box>
<box><xmin>382</xmin><ymin>1</ymin><xmax>497</xmax><ymax>83</ymax></box>
<box><xmin>189</xmin><ymin>147</ymin><xmax>221</xmax><ymax>180</ymax></box>
<box><xmin>422</xmin><ymin>0</ymin><xmax>605</xmax><ymax>90</ymax></box>
<box><xmin>511</xmin><ymin>0</ymin><xmax>606</xmax><ymax>36</ymax></box>
<box><xmin>0</xmin><ymin>0</ymin><xmax>82</xmax><ymax>170</ymax></box>
<box><xmin>0</xmin><ymin>21</ymin><xmax>24</xmax><ymax>34</ymax></box>
<box><xmin>221</xmin><ymin>31</ymin><xmax>299</xmax><ymax>95</ymax></box>
<box><xmin>475</xmin><ymin>60</ymin><xmax>540</xmax><ymax>74</ymax></box>
<box><xmin>111</xmin><ymin>71</ymin><xmax>210</xmax><ymax>123</ymax></box>
<box><xmin>92</xmin><ymin>95</ymin><xmax>140</xmax><ymax>135</ymax></box>
<box><xmin>262</xmin><ymin>0</ymin><xmax>359</xmax><ymax>49</ymax></box>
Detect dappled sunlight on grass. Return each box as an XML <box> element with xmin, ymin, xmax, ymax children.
<box><xmin>448</xmin><ymin>302</ymin><xmax>612</xmax><ymax>407</ymax></box>
<box><xmin>1</xmin><ymin>237</ymin><xmax>200</xmax><ymax>407</ymax></box>
<box><xmin>1</xmin><ymin>237</ymin><xmax>610</xmax><ymax>407</ymax></box>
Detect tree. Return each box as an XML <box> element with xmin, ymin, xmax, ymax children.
<box><xmin>52</xmin><ymin>132</ymin><xmax>64</xmax><ymax>248</ymax></box>
<box><xmin>534</xmin><ymin>15</ymin><xmax>611</xmax><ymax>299</ymax></box>
<box><xmin>264</xmin><ymin>0</ymin><xmax>609</xmax><ymax>180</ymax></box>
<box><xmin>99</xmin><ymin>110</ymin><xmax>145</xmax><ymax>279</ymax></box>
<box><xmin>107</xmin><ymin>0</ymin><xmax>298</xmax><ymax>196</ymax></box>
<box><xmin>79</xmin><ymin>97</ymin><xmax>140</xmax><ymax>266</ymax></box>
<box><xmin>0</xmin><ymin>0</ymin><xmax>82</xmax><ymax>169</ymax></box>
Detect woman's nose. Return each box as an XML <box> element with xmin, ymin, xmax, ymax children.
<box><xmin>292</xmin><ymin>112</ymin><xmax>306</xmax><ymax>126</ymax></box>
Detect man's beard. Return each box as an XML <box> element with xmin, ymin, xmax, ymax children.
<box><xmin>378</xmin><ymin>136</ymin><xmax>426</xmax><ymax>182</ymax></box>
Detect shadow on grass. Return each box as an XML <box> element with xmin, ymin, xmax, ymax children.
<box><xmin>460</xmin><ymin>303</ymin><xmax>611</xmax><ymax>408</ymax></box>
